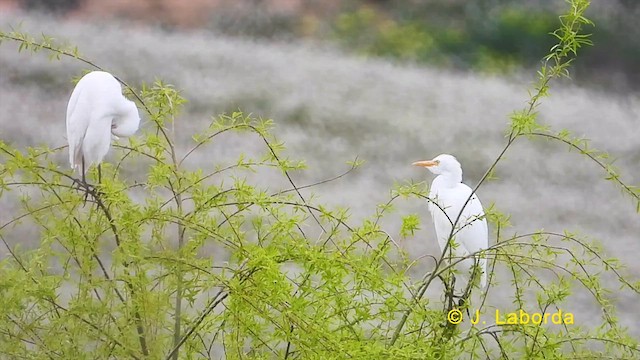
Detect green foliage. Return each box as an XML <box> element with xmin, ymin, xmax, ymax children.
<box><xmin>400</xmin><ymin>214</ymin><xmax>420</xmax><ymax>238</ymax></box>
<box><xmin>329</xmin><ymin>0</ymin><xmax>640</xmax><ymax>87</ymax></box>
<box><xmin>1</xmin><ymin>0</ymin><xmax>639</xmax><ymax>359</ymax></box>
<box><xmin>331</xmin><ymin>3</ymin><xmax>559</xmax><ymax>72</ymax></box>
<box><xmin>333</xmin><ymin>7</ymin><xmax>438</xmax><ymax>62</ymax></box>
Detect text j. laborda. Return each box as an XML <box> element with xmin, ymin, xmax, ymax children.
<box><xmin>446</xmin><ymin>309</ymin><xmax>574</xmax><ymax>325</ymax></box>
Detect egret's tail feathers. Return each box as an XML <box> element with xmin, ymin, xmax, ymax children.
<box><xmin>70</xmin><ymin>149</ymin><xmax>84</xmax><ymax>173</ymax></box>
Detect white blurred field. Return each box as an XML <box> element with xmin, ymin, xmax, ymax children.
<box><xmin>1</xmin><ymin>12</ymin><xmax>639</xmax><ymax>336</ymax></box>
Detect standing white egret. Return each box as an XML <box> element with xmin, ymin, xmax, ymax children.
<box><xmin>66</xmin><ymin>71</ymin><xmax>140</xmax><ymax>184</ymax></box>
<box><xmin>413</xmin><ymin>154</ymin><xmax>488</xmax><ymax>295</ymax></box>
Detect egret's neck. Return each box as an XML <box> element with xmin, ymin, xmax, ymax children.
<box><xmin>433</xmin><ymin>170</ymin><xmax>462</xmax><ymax>188</ymax></box>
<box><xmin>112</xmin><ymin>100</ymin><xmax>140</xmax><ymax>137</ymax></box>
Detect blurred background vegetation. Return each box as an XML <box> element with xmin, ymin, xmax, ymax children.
<box><xmin>2</xmin><ymin>0</ymin><xmax>639</xmax><ymax>340</ymax></box>
<box><xmin>8</xmin><ymin>0</ymin><xmax>640</xmax><ymax>92</ymax></box>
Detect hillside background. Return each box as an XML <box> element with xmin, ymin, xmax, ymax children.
<box><xmin>1</xmin><ymin>0</ymin><xmax>639</xmax><ymax>338</ymax></box>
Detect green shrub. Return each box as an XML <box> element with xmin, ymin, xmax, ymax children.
<box><xmin>331</xmin><ymin>3</ymin><xmax>566</xmax><ymax>73</ymax></box>
<box><xmin>1</xmin><ymin>1</ymin><xmax>639</xmax><ymax>358</ymax></box>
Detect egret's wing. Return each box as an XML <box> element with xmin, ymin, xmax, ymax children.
<box><xmin>66</xmin><ymin>82</ymin><xmax>89</xmax><ymax>170</ymax></box>
<box><xmin>457</xmin><ymin>184</ymin><xmax>488</xmax><ymax>287</ymax></box>
<box><xmin>428</xmin><ymin>188</ymin><xmax>455</xmax><ymax>252</ymax></box>
<box><xmin>458</xmin><ymin>190</ymin><xmax>488</xmax><ymax>254</ymax></box>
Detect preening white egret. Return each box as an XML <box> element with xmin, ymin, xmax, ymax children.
<box><xmin>413</xmin><ymin>154</ymin><xmax>488</xmax><ymax>295</ymax></box>
<box><xmin>66</xmin><ymin>71</ymin><xmax>140</xmax><ymax>183</ymax></box>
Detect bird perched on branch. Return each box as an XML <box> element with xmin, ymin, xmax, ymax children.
<box><xmin>66</xmin><ymin>71</ymin><xmax>140</xmax><ymax>185</ymax></box>
<box><xmin>413</xmin><ymin>154</ymin><xmax>488</xmax><ymax>296</ymax></box>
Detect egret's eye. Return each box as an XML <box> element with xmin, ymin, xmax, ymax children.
<box><xmin>434</xmin><ymin>160</ymin><xmax>440</xmax><ymax>165</ymax></box>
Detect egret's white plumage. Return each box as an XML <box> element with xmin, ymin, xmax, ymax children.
<box><xmin>413</xmin><ymin>154</ymin><xmax>488</xmax><ymax>293</ymax></box>
<box><xmin>66</xmin><ymin>71</ymin><xmax>140</xmax><ymax>174</ymax></box>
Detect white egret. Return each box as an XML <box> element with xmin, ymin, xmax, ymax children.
<box><xmin>66</xmin><ymin>71</ymin><xmax>140</xmax><ymax>184</ymax></box>
<box><xmin>413</xmin><ymin>154</ymin><xmax>488</xmax><ymax>295</ymax></box>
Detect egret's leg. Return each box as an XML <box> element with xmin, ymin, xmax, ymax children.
<box><xmin>71</xmin><ymin>160</ymin><xmax>82</xmax><ymax>191</ymax></box>
<box><xmin>454</xmin><ymin>276</ymin><xmax>471</xmax><ymax>317</ymax></box>
<box><xmin>98</xmin><ymin>163</ymin><xmax>102</xmax><ymax>185</ymax></box>
<box><xmin>81</xmin><ymin>157</ymin><xmax>86</xmax><ymax>186</ymax></box>
<box><xmin>457</xmin><ymin>262</ymin><xmax>481</xmax><ymax>314</ymax></box>
<box><xmin>81</xmin><ymin>157</ymin><xmax>90</xmax><ymax>204</ymax></box>
<box><xmin>442</xmin><ymin>275</ymin><xmax>456</xmax><ymax>311</ymax></box>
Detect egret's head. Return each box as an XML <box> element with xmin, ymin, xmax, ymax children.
<box><xmin>412</xmin><ymin>154</ymin><xmax>462</xmax><ymax>176</ymax></box>
<box><xmin>111</xmin><ymin>99</ymin><xmax>140</xmax><ymax>138</ymax></box>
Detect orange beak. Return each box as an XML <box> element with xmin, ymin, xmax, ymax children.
<box><xmin>412</xmin><ymin>160</ymin><xmax>439</xmax><ymax>167</ymax></box>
